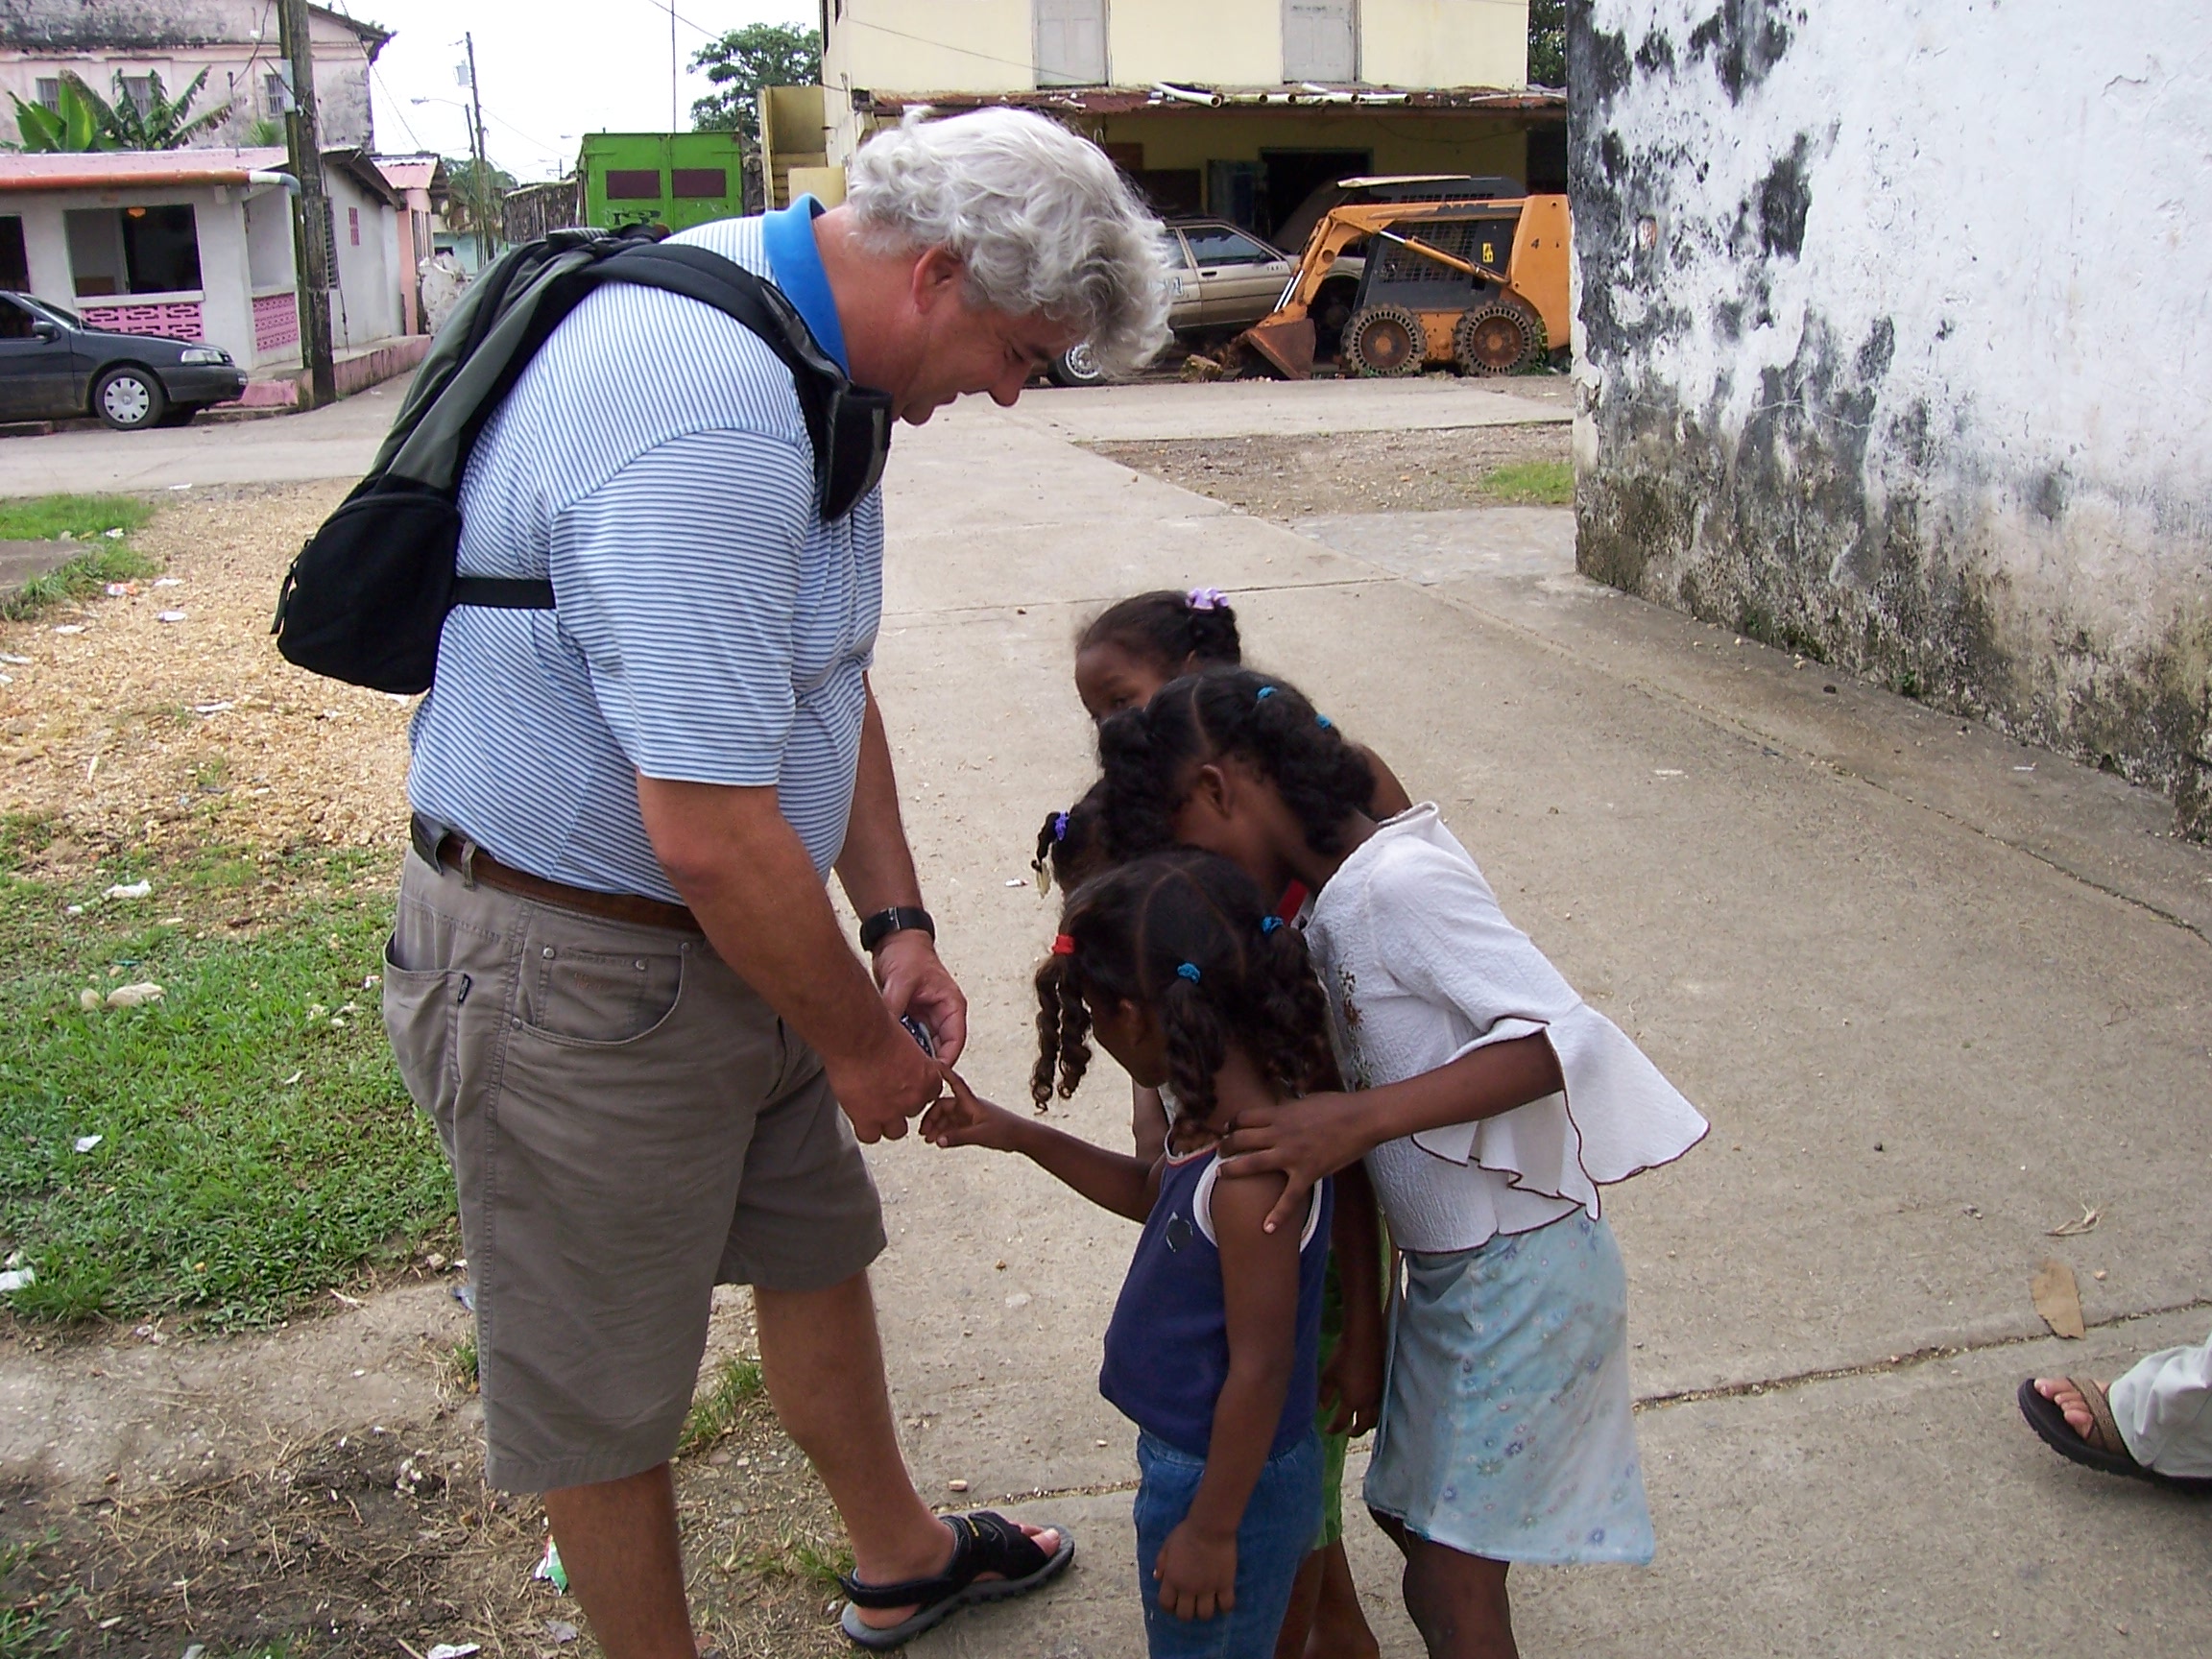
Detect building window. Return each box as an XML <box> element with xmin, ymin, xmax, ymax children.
<box><xmin>265</xmin><ymin>71</ymin><xmax>292</xmax><ymax>116</ymax></box>
<box><xmin>349</xmin><ymin>206</ymin><xmax>361</xmax><ymax>246</ymax></box>
<box><xmin>64</xmin><ymin>204</ymin><xmax>203</xmax><ymax>297</ymax></box>
<box><xmin>605</xmin><ymin>169</ymin><xmax>663</xmax><ymax>201</ymax></box>
<box><xmin>1035</xmin><ymin>0</ymin><xmax>1107</xmax><ymax>86</ymax></box>
<box><xmin>35</xmin><ymin>79</ymin><xmax>60</xmax><ymax>111</ymax></box>
<box><xmin>0</xmin><ymin>216</ymin><xmax>27</xmax><ymax>291</ymax></box>
<box><xmin>1283</xmin><ymin>0</ymin><xmax>1357</xmax><ymax>83</ymax></box>
<box><xmin>119</xmin><ymin>75</ymin><xmax>156</xmax><ymax>114</ymax></box>
<box><xmin>671</xmin><ymin>168</ymin><xmax>727</xmax><ymax>199</ymax></box>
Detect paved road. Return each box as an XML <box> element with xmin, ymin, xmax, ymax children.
<box><xmin>1009</xmin><ymin>372</ymin><xmax>1571</xmax><ymax>442</ymax></box>
<box><xmin>847</xmin><ymin>394</ymin><xmax>2209</xmax><ymax>1657</ymax></box>
<box><xmin>0</xmin><ymin>378</ymin><xmax>403</xmax><ymax>496</ymax></box>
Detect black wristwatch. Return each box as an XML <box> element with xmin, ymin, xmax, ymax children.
<box><xmin>858</xmin><ymin>905</ymin><xmax>935</xmax><ymax>953</ymax></box>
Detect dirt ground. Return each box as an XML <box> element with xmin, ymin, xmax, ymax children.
<box><xmin>1086</xmin><ymin>421</ymin><xmax>1572</xmax><ymax>517</ymax></box>
<box><xmin>0</xmin><ymin>481</ymin><xmax>409</xmax><ymax>867</ymax></box>
<box><xmin>0</xmin><ymin>485</ymin><xmax>854</xmax><ymax>1656</ymax></box>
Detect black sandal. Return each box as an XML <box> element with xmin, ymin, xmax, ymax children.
<box><xmin>2016</xmin><ymin>1377</ymin><xmax>2212</xmax><ymax>1495</ymax></box>
<box><xmin>838</xmin><ymin>1510</ymin><xmax>1075</xmax><ymax>1650</ymax></box>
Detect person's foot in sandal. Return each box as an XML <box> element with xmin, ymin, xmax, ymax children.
<box><xmin>842</xmin><ymin>1510</ymin><xmax>1075</xmax><ymax>1649</ymax></box>
<box><xmin>2019</xmin><ymin>1377</ymin><xmax>2212</xmax><ymax>1495</ymax></box>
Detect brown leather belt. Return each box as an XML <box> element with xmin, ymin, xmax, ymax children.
<box><xmin>411</xmin><ymin>815</ymin><xmax>700</xmax><ymax>934</ymax></box>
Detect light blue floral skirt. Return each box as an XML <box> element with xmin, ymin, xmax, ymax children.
<box><xmin>1364</xmin><ymin>1211</ymin><xmax>1653</xmax><ymax>1565</ymax></box>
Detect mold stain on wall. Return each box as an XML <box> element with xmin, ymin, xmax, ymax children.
<box><xmin>1569</xmin><ymin>1</ymin><xmax>2212</xmax><ymax>835</ymax></box>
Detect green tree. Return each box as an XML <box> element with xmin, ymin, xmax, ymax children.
<box><xmin>1527</xmin><ymin>0</ymin><xmax>1566</xmax><ymax>86</ymax></box>
<box><xmin>689</xmin><ymin>22</ymin><xmax>821</xmax><ymax>147</ymax></box>
<box><xmin>442</xmin><ymin>156</ymin><xmax>519</xmax><ymax>238</ymax></box>
<box><xmin>7</xmin><ymin>75</ymin><xmax>109</xmax><ymax>153</ymax></box>
<box><xmin>84</xmin><ymin>68</ymin><xmax>232</xmax><ymax>149</ymax></box>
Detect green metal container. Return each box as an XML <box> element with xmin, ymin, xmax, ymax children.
<box><xmin>577</xmin><ymin>132</ymin><xmax>749</xmax><ymax>231</ymax></box>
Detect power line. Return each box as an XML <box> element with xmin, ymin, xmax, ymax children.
<box><xmin>846</xmin><ymin>17</ymin><xmax>1038</xmax><ymax>76</ymax></box>
<box><xmin>370</xmin><ymin>62</ymin><xmax>424</xmax><ymax>150</ymax></box>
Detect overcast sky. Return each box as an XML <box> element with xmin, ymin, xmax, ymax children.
<box><xmin>348</xmin><ymin>0</ymin><xmax>816</xmax><ymax>181</ymax></box>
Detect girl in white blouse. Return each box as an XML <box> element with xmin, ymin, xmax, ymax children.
<box><xmin>1096</xmin><ymin>666</ymin><xmax>1708</xmax><ymax>1659</ymax></box>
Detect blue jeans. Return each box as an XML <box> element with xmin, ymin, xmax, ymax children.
<box><xmin>1133</xmin><ymin>1429</ymin><xmax>1322</xmax><ymax>1659</ymax></box>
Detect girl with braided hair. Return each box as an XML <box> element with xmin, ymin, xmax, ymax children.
<box><xmin>1095</xmin><ymin>667</ymin><xmax>1709</xmax><ymax>1659</ymax></box>
<box><xmin>1072</xmin><ymin>586</ymin><xmax>1412</xmax><ymax>819</ymax></box>
<box><xmin>922</xmin><ymin>849</ymin><xmax>1383</xmax><ymax>1659</ymax></box>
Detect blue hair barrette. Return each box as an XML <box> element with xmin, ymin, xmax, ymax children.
<box><xmin>1175</xmin><ymin>962</ymin><xmax>1202</xmax><ymax>982</ymax></box>
<box><xmin>1260</xmin><ymin>916</ymin><xmax>1284</xmax><ymax>934</ymax></box>
<box><xmin>1051</xmin><ymin>811</ymin><xmax>1070</xmax><ymax>842</ymax></box>
<box><xmin>1255</xmin><ymin>685</ymin><xmax>1277</xmax><ymax>702</ymax></box>
<box><xmin>1316</xmin><ymin>714</ymin><xmax>1333</xmax><ymax>730</ymax></box>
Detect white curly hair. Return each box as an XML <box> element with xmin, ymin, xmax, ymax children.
<box><xmin>846</xmin><ymin>108</ymin><xmax>1174</xmax><ymax>378</ymax></box>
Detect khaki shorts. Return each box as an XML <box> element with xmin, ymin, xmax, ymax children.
<box><xmin>383</xmin><ymin>851</ymin><xmax>885</xmax><ymax>1493</ymax></box>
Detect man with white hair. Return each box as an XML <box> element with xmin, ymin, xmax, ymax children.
<box><xmin>383</xmin><ymin>109</ymin><xmax>1169</xmax><ymax>1653</ymax></box>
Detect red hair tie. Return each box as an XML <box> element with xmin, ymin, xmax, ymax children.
<box><xmin>1050</xmin><ymin>933</ymin><xmax>1077</xmax><ymax>955</ymax></box>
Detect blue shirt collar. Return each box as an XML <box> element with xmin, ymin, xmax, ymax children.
<box><xmin>761</xmin><ymin>195</ymin><xmax>849</xmax><ymax>373</ymax></box>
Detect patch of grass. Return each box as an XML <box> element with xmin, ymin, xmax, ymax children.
<box><xmin>1481</xmin><ymin>460</ymin><xmax>1575</xmax><ymax>505</ymax></box>
<box><xmin>448</xmin><ymin>1335</ymin><xmax>479</xmax><ymax>1391</ymax></box>
<box><xmin>0</xmin><ymin>818</ymin><xmax>57</xmax><ymax>877</ymax></box>
<box><xmin>0</xmin><ymin>541</ymin><xmax>158</xmax><ymax>623</ymax></box>
<box><xmin>0</xmin><ymin>494</ymin><xmax>151</xmax><ymax>542</ymax></box>
<box><xmin>0</xmin><ymin>493</ymin><xmax>158</xmax><ymax>623</ymax></box>
<box><xmin>681</xmin><ymin>1356</ymin><xmax>766</xmax><ymax>1455</ymax></box>
<box><xmin>0</xmin><ymin>846</ymin><xmax>453</xmax><ymax>1330</ymax></box>
<box><xmin>0</xmin><ymin>1532</ymin><xmax>73</xmax><ymax>1658</ymax></box>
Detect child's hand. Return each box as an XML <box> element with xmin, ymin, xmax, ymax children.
<box><xmin>1320</xmin><ymin>1322</ymin><xmax>1384</xmax><ymax>1437</ymax></box>
<box><xmin>920</xmin><ymin>1069</ymin><xmax>1031</xmax><ymax>1153</ymax></box>
<box><xmin>1153</xmin><ymin>1517</ymin><xmax>1238</xmax><ymax>1622</ymax></box>
<box><xmin>1216</xmin><ymin>1093</ymin><xmax>1365</xmax><ymax>1234</ymax></box>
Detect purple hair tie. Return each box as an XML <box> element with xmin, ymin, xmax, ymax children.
<box><xmin>1187</xmin><ymin>587</ymin><xmax>1227</xmax><ymax>612</ymax></box>
<box><xmin>1052</xmin><ymin>811</ymin><xmax>1071</xmax><ymax>842</ymax></box>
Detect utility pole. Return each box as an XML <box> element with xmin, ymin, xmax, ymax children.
<box><xmin>464</xmin><ymin>33</ymin><xmax>493</xmax><ymax>267</ymax></box>
<box><xmin>275</xmin><ymin>0</ymin><xmax>336</xmax><ymax>407</ymax></box>
<box><xmin>667</xmin><ymin>2</ymin><xmax>679</xmax><ymax>132</ymax></box>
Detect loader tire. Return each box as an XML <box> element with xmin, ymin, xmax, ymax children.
<box><xmin>1453</xmin><ymin>301</ymin><xmax>1544</xmax><ymax>376</ymax></box>
<box><xmin>1341</xmin><ymin>305</ymin><xmax>1428</xmax><ymax>377</ymax></box>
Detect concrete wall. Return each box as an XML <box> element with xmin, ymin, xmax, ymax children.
<box><xmin>1094</xmin><ymin>108</ymin><xmax>1527</xmax><ymax>177</ymax></box>
<box><xmin>1570</xmin><ymin>1</ymin><xmax>2212</xmax><ymax>833</ymax></box>
<box><xmin>323</xmin><ymin>170</ymin><xmax>399</xmax><ymax>350</ymax></box>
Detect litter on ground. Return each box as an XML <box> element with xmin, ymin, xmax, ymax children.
<box><xmin>0</xmin><ymin>1268</ymin><xmax>34</xmax><ymax>1293</ymax></box>
<box><xmin>72</xmin><ymin>1134</ymin><xmax>101</xmax><ymax>1153</ymax></box>
<box><xmin>104</xmin><ymin>879</ymin><xmax>153</xmax><ymax>899</ymax></box>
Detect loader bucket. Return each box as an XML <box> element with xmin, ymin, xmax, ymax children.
<box><xmin>1239</xmin><ymin>315</ymin><xmax>1316</xmax><ymax>380</ymax></box>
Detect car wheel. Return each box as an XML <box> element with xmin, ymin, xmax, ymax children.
<box><xmin>93</xmin><ymin>366</ymin><xmax>166</xmax><ymax>431</ymax></box>
<box><xmin>1047</xmin><ymin>341</ymin><xmax>1108</xmax><ymax>388</ymax></box>
<box><xmin>1340</xmin><ymin>306</ymin><xmax>1429</xmax><ymax>377</ymax></box>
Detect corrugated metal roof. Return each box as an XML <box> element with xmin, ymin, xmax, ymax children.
<box><xmin>0</xmin><ymin>147</ymin><xmax>289</xmax><ymax>193</ymax></box>
<box><xmin>373</xmin><ymin>154</ymin><xmax>445</xmax><ymax>192</ymax></box>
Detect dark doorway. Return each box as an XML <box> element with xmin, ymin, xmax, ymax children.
<box><xmin>1526</xmin><ymin>128</ymin><xmax>1567</xmax><ymax>194</ymax></box>
<box><xmin>0</xmin><ymin>217</ymin><xmax>26</xmax><ymax>291</ymax></box>
<box><xmin>1259</xmin><ymin>148</ymin><xmax>1370</xmax><ymax>243</ymax></box>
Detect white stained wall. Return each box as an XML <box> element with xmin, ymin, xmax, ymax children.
<box><xmin>1574</xmin><ymin>0</ymin><xmax>2212</xmax><ymax>824</ymax></box>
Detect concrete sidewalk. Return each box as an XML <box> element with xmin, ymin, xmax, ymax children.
<box><xmin>1008</xmin><ymin>373</ymin><xmax>1572</xmax><ymax>442</ymax></box>
<box><xmin>848</xmin><ymin>397</ymin><xmax>2211</xmax><ymax>1657</ymax></box>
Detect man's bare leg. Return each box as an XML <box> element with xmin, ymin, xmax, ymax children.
<box><xmin>756</xmin><ymin>1270</ymin><xmax>1060</xmax><ymax>1630</ymax></box>
<box><xmin>542</xmin><ymin>1464</ymin><xmax>694</xmax><ymax>1659</ymax></box>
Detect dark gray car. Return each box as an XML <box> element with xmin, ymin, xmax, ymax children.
<box><xmin>0</xmin><ymin>291</ymin><xmax>248</xmax><ymax>429</ymax></box>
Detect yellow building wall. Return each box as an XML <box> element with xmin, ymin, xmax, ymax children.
<box><xmin>1109</xmin><ymin>0</ymin><xmax>1283</xmax><ymax>87</ymax></box>
<box><xmin>1361</xmin><ymin>0</ymin><xmax>1529</xmax><ymax>87</ymax></box>
<box><xmin>1097</xmin><ymin>108</ymin><xmax>1529</xmax><ymax>179</ymax></box>
<box><xmin>829</xmin><ymin>0</ymin><xmax>1036</xmax><ymax>97</ymax></box>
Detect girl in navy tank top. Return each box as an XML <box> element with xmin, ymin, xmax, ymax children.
<box><xmin>925</xmin><ymin>849</ymin><xmax>1359</xmax><ymax>1657</ymax></box>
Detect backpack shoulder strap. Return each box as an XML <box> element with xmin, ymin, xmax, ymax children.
<box><xmin>585</xmin><ymin>241</ymin><xmax>844</xmax><ymax>483</ymax></box>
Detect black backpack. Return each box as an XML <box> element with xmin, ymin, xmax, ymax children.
<box><xmin>271</xmin><ymin>225</ymin><xmax>893</xmax><ymax>695</ymax></box>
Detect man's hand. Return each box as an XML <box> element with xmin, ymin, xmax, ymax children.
<box><xmin>871</xmin><ymin>929</ymin><xmax>968</xmax><ymax>1065</ymax></box>
<box><xmin>1154</xmin><ymin>1517</ymin><xmax>1237</xmax><ymax>1622</ymax></box>
<box><xmin>1216</xmin><ymin>1094</ymin><xmax>1365</xmax><ymax>1234</ymax></box>
<box><xmin>824</xmin><ymin>1021</ymin><xmax>943</xmax><ymax>1143</ymax></box>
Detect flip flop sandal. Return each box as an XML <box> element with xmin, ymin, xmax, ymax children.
<box><xmin>2016</xmin><ymin>1377</ymin><xmax>2212</xmax><ymax>1495</ymax></box>
<box><xmin>838</xmin><ymin>1510</ymin><xmax>1076</xmax><ymax>1650</ymax></box>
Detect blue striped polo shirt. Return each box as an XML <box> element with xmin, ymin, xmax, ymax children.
<box><xmin>405</xmin><ymin>202</ymin><xmax>883</xmax><ymax>902</ymax></box>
